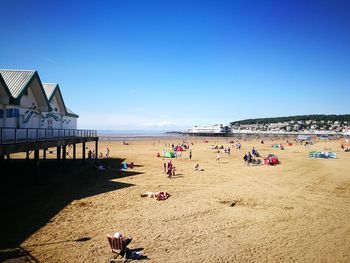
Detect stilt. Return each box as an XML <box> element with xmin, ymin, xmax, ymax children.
<box><xmin>73</xmin><ymin>144</ymin><xmax>76</xmax><ymax>160</ymax></box>
<box><xmin>26</xmin><ymin>151</ymin><xmax>30</xmax><ymax>160</ymax></box>
<box><xmin>82</xmin><ymin>142</ymin><xmax>86</xmax><ymax>164</ymax></box>
<box><xmin>95</xmin><ymin>139</ymin><xmax>98</xmax><ymax>160</ymax></box>
<box><xmin>57</xmin><ymin>146</ymin><xmax>61</xmax><ymax>164</ymax></box>
<box><xmin>1</xmin><ymin>155</ymin><xmax>7</xmax><ymax>177</ymax></box>
<box><xmin>34</xmin><ymin>149</ymin><xmax>40</xmax><ymax>176</ymax></box>
<box><xmin>0</xmin><ymin>155</ymin><xmax>4</xmax><ymax>168</ymax></box>
<box><xmin>43</xmin><ymin>148</ymin><xmax>46</xmax><ymax>160</ymax></box>
<box><xmin>62</xmin><ymin>146</ymin><xmax>66</xmax><ymax>163</ymax></box>
<box><xmin>6</xmin><ymin>154</ymin><xmax>10</xmax><ymax>164</ymax></box>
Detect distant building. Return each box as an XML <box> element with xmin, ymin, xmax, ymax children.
<box><xmin>187</xmin><ymin>124</ymin><xmax>229</xmax><ymax>134</ymax></box>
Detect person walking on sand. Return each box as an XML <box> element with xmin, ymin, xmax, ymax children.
<box><xmin>105</xmin><ymin>147</ymin><xmax>110</xmax><ymax>158</ymax></box>
<box><xmin>163</xmin><ymin>163</ymin><xmax>166</xmax><ymax>174</ymax></box>
<box><xmin>167</xmin><ymin>160</ymin><xmax>173</xmax><ymax>178</ymax></box>
<box><xmin>189</xmin><ymin>150</ymin><xmax>192</xmax><ymax>160</ymax></box>
<box><xmin>217</xmin><ymin>152</ymin><xmax>221</xmax><ymax>163</ymax></box>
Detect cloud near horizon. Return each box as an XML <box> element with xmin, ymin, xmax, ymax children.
<box><xmin>78</xmin><ymin>112</ymin><xmax>192</xmax><ymax>131</ymax></box>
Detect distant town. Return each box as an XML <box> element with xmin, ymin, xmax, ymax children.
<box><xmin>183</xmin><ymin>115</ymin><xmax>350</xmax><ymax>136</ymax></box>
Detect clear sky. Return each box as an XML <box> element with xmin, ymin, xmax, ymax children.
<box><xmin>1</xmin><ymin>0</ymin><xmax>349</xmax><ymax>130</ymax></box>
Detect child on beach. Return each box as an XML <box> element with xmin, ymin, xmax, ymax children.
<box><xmin>172</xmin><ymin>166</ymin><xmax>176</xmax><ymax>178</ymax></box>
<box><xmin>217</xmin><ymin>152</ymin><xmax>221</xmax><ymax>163</ymax></box>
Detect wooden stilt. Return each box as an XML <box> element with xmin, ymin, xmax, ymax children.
<box><xmin>57</xmin><ymin>146</ymin><xmax>61</xmax><ymax>164</ymax></box>
<box><xmin>43</xmin><ymin>148</ymin><xmax>46</xmax><ymax>160</ymax></box>
<box><xmin>0</xmin><ymin>155</ymin><xmax>4</xmax><ymax>168</ymax></box>
<box><xmin>73</xmin><ymin>144</ymin><xmax>76</xmax><ymax>160</ymax></box>
<box><xmin>95</xmin><ymin>139</ymin><xmax>98</xmax><ymax>160</ymax></box>
<box><xmin>82</xmin><ymin>142</ymin><xmax>86</xmax><ymax>164</ymax></box>
<box><xmin>62</xmin><ymin>146</ymin><xmax>66</xmax><ymax>163</ymax></box>
<box><xmin>34</xmin><ymin>149</ymin><xmax>40</xmax><ymax>176</ymax></box>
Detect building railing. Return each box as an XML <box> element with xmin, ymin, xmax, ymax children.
<box><xmin>0</xmin><ymin>128</ymin><xmax>97</xmax><ymax>145</ymax></box>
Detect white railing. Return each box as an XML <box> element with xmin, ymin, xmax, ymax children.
<box><xmin>0</xmin><ymin>128</ymin><xmax>97</xmax><ymax>144</ymax></box>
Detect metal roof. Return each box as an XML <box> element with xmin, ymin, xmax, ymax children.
<box><xmin>42</xmin><ymin>83</ymin><xmax>58</xmax><ymax>101</ymax></box>
<box><xmin>0</xmin><ymin>69</ymin><xmax>36</xmax><ymax>98</ymax></box>
<box><xmin>66</xmin><ymin>107</ymin><xmax>79</xmax><ymax>117</ymax></box>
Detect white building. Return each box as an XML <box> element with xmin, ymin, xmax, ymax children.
<box><xmin>0</xmin><ymin>69</ymin><xmax>78</xmax><ymax>130</ymax></box>
<box><xmin>187</xmin><ymin>124</ymin><xmax>229</xmax><ymax>134</ymax></box>
<box><xmin>42</xmin><ymin>83</ymin><xmax>78</xmax><ymax>129</ymax></box>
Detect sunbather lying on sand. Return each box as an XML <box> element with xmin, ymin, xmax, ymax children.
<box><xmin>194</xmin><ymin>164</ymin><xmax>204</xmax><ymax>171</ymax></box>
<box><xmin>94</xmin><ymin>161</ymin><xmax>106</xmax><ymax>171</ymax></box>
<box><xmin>141</xmin><ymin>191</ymin><xmax>171</xmax><ymax>200</ymax></box>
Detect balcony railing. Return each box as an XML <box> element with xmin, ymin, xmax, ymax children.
<box><xmin>0</xmin><ymin>128</ymin><xmax>97</xmax><ymax>145</ymax></box>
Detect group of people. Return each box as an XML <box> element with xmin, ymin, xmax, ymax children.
<box><xmin>243</xmin><ymin>147</ymin><xmax>261</xmax><ymax>166</ymax></box>
<box><xmin>164</xmin><ymin>160</ymin><xmax>176</xmax><ymax>178</ymax></box>
<box><xmin>88</xmin><ymin>147</ymin><xmax>110</xmax><ymax>160</ymax></box>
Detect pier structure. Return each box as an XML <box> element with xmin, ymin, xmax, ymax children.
<box><xmin>0</xmin><ymin>128</ymin><xmax>98</xmax><ymax>174</ymax></box>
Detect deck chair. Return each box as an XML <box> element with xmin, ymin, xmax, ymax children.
<box><xmin>106</xmin><ymin>234</ymin><xmax>128</xmax><ymax>262</ymax></box>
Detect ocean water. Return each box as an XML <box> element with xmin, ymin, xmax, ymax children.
<box><xmin>97</xmin><ymin>130</ymin><xmax>182</xmax><ymax>141</ymax></box>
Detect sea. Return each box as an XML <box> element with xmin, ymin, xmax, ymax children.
<box><xmin>97</xmin><ymin>130</ymin><xmax>183</xmax><ymax>141</ymax></box>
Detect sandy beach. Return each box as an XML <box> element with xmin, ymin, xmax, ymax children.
<box><xmin>1</xmin><ymin>137</ymin><xmax>350</xmax><ymax>262</ymax></box>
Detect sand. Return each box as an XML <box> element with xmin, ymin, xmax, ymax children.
<box><xmin>1</xmin><ymin>137</ymin><xmax>350</xmax><ymax>262</ymax></box>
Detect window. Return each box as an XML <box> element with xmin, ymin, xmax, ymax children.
<box><xmin>6</xmin><ymin>108</ymin><xmax>20</xmax><ymax>118</ymax></box>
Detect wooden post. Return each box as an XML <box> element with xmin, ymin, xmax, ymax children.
<box><xmin>82</xmin><ymin>142</ymin><xmax>86</xmax><ymax>164</ymax></box>
<box><xmin>0</xmin><ymin>155</ymin><xmax>4</xmax><ymax>168</ymax></box>
<box><xmin>26</xmin><ymin>151</ymin><xmax>30</xmax><ymax>160</ymax></box>
<box><xmin>73</xmin><ymin>144</ymin><xmax>76</xmax><ymax>160</ymax></box>
<box><xmin>1</xmin><ymin>155</ymin><xmax>7</xmax><ymax>177</ymax></box>
<box><xmin>62</xmin><ymin>146</ymin><xmax>66</xmax><ymax>163</ymax></box>
<box><xmin>43</xmin><ymin>148</ymin><xmax>46</xmax><ymax>160</ymax></box>
<box><xmin>34</xmin><ymin>149</ymin><xmax>40</xmax><ymax>175</ymax></box>
<box><xmin>95</xmin><ymin>139</ymin><xmax>98</xmax><ymax>160</ymax></box>
<box><xmin>6</xmin><ymin>154</ymin><xmax>10</xmax><ymax>164</ymax></box>
<box><xmin>57</xmin><ymin>146</ymin><xmax>61</xmax><ymax>164</ymax></box>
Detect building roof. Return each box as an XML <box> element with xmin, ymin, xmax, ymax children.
<box><xmin>0</xmin><ymin>69</ymin><xmax>36</xmax><ymax>98</ymax></box>
<box><xmin>0</xmin><ymin>69</ymin><xmax>78</xmax><ymax>118</ymax></box>
<box><xmin>0</xmin><ymin>69</ymin><xmax>50</xmax><ymax>111</ymax></box>
<box><xmin>43</xmin><ymin>83</ymin><xmax>78</xmax><ymax>118</ymax></box>
<box><xmin>66</xmin><ymin>107</ymin><xmax>79</xmax><ymax>118</ymax></box>
<box><xmin>42</xmin><ymin>83</ymin><xmax>58</xmax><ymax>100</ymax></box>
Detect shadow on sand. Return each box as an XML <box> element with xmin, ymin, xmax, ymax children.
<box><xmin>0</xmin><ymin>157</ymin><xmax>143</xmax><ymax>261</ymax></box>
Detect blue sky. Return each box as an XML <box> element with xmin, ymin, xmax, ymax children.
<box><xmin>1</xmin><ymin>0</ymin><xmax>349</xmax><ymax>130</ymax></box>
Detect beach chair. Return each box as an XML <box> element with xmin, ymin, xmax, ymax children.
<box><xmin>106</xmin><ymin>234</ymin><xmax>128</xmax><ymax>262</ymax></box>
